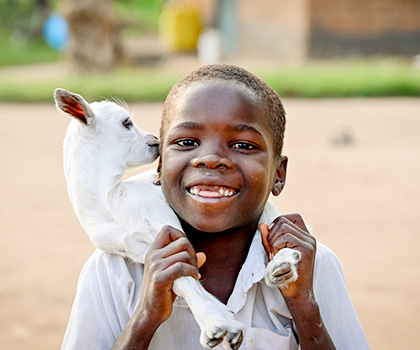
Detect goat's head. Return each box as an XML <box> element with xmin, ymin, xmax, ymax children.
<box><xmin>54</xmin><ymin>88</ymin><xmax>159</xmax><ymax>168</ymax></box>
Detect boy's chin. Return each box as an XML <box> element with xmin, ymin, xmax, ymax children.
<box><xmin>179</xmin><ymin>216</ymin><xmax>231</xmax><ymax>234</ymax></box>
<box><xmin>190</xmin><ymin>222</ymin><xmax>230</xmax><ymax>234</ymax></box>
<box><xmin>182</xmin><ymin>216</ymin><xmax>257</xmax><ymax>236</ymax></box>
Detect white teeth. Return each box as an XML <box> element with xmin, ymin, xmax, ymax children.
<box><xmin>190</xmin><ymin>186</ymin><xmax>235</xmax><ymax>197</ymax></box>
<box><xmin>190</xmin><ymin>187</ymin><xmax>200</xmax><ymax>195</ymax></box>
<box><xmin>224</xmin><ymin>188</ymin><xmax>235</xmax><ymax>196</ymax></box>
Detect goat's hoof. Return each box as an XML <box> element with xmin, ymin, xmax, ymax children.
<box><xmin>206</xmin><ymin>327</ymin><xmax>226</xmax><ymax>348</ymax></box>
<box><xmin>265</xmin><ymin>248</ymin><xmax>301</xmax><ymax>289</ymax></box>
<box><xmin>223</xmin><ymin>329</ymin><xmax>243</xmax><ymax>350</ymax></box>
<box><xmin>200</xmin><ymin>319</ymin><xmax>243</xmax><ymax>350</ymax></box>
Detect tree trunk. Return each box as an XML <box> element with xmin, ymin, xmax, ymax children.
<box><xmin>64</xmin><ymin>0</ymin><xmax>117</xmax><ymax>72</ymax></box>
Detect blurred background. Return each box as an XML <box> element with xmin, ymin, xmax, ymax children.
<box><xmin>0</xmin><ymin>0</ymin><xmax>419</xmax><ymax>100</ymax></box>
<box><xmin>0</xmin><ymin>0</ymin><xmax>419</xmax><ymax>349</ymax></box>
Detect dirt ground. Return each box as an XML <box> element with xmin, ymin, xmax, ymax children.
<box><xmin>1</xmin><ymin>97</ymin><xmax>419</xmax><ymax>349</ymax></box>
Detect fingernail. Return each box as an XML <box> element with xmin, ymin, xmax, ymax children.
<box><xmin>198</xmin><ymin>273</ymin><xmax>201</xmax><ymax>279</ymax></box>
<box><xmin>268</xmin><ymin>223</ymin><xmax>274</xmax><ymax>230</ymax></box>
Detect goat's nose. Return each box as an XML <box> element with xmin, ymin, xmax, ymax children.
<box><xmin>191</xmin><ymin>154</ymin><xmax>233</xmax><ymax>170</ymax></box>
<box><xmin>146</xmin><ymin>134</ymin><xmax>159</xmax><ymax>147</ymax></box>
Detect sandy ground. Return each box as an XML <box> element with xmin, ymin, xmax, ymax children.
<box><xmin>1</xmin><ymin>97</ymin><xmax>419</xmax><ymax>350</ymax></box>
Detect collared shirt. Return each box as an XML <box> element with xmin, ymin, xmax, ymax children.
<box><xmin>62</xmin><ymin>204</ymin><xmax>369</xmax><ymax>349</ymax></box>
<box><xmin>61</xmin><ymin>238</ymin><xmax>369</xmax><ymax>349</ymax></box>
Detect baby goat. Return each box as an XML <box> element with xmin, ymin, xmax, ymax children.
<box><xmin>54</xmin><ymin>88</ymin><xmax>301</xmax><ymax>350</ymax></box>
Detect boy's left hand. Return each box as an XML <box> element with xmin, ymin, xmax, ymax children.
<box><xmin>260</xmin><ymin>213</ymin><xmax>316</xmax><ymax>300</ymax></box>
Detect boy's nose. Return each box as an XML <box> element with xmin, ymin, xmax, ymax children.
<box><xmin>191</xmin><ymin>153</ymin><xmax>233</xmax><ymax>170</ymax></box>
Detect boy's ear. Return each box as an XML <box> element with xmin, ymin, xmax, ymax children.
<box><xmin>153</xmin><ymin>157</ymin><xmax>162</xmax><ymax>185</ymax></box>
<box><xmin>271</xmin><ymin>155</ymin><xmax>288</xmax><ymax>196</ymax></box>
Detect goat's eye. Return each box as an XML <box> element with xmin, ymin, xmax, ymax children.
<box><xmin>122</xmin><ymin>118</ymin><xmax>133</xmax><ymax>129</ymax></box>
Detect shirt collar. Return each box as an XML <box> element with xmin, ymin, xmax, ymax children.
<box><xmin>227</xmin><ymin>201</ymin><xmax>279</xmax><ymax>312</ymax></box>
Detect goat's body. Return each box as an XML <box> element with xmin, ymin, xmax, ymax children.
<box><xmin>56</xmin><ymin>89</ymin><xmax>244</xmax><ymax>349</ymax></box>
<box><xmin>66</xmin><ymin>157</ymin><xmax>178</xmax><ymax>262</ymax></box>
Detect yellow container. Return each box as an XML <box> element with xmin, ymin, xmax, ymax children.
<box><xmin>160</xmin><ymin>4</ymin><xmax>202</xmax><ymax>51</ymax></box>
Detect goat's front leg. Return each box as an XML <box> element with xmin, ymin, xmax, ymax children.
<box><xmin>265</xmin><ymin>248</ymin><xmax>302</xmax><ymax>289</ymax></box>
<box><xmin>173</xmin><ymin>276</ymin><xmax>243</xmax><ymax>350</ymax></box>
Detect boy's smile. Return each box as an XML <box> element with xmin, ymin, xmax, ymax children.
<box><xmin>159</xmin><ymin>82</ymin><xmax>286</xmax><ymax>233</ymax></box>
<box><xmin>188</xmin><ymin>185</ymin><xmax>237</xmax><ymax>198</ymax></box>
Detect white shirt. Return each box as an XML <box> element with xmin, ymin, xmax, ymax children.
<box><xmin>61</xmin><ymin>230</ymin><xmax>369</xmax><ymax>350</ymax></box>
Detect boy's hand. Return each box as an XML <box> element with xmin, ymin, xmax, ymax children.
<box><xmin>135</xmin><ymin>225</ymin><xmax>206</xmax><ymax>327</ymax></box>
<box><xmin>260</xmin><ymin>214</ymin><xmax>316</xmax><ymax>300</ymax></box>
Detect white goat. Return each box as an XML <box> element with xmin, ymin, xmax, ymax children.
<box><xmin>54</xmin><ymin>88</ymin><xmax>301</xmax><ymax>350</ymax></box>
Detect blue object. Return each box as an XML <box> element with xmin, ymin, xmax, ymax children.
<box><xmin>43</xmin><ymin>13</ymin><xmax>69</xmax><ymax>52</ymax></box>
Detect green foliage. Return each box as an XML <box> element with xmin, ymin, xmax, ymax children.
<box><xmin>0</xmin><ymin>0</ymin><xmax>54</xmax><ymax>38</ymax></box>
<box><xmin>0</xmin><ymin>33</ymin><xmax>62</xmax><ymax>66</ymax></box>
<box><xmin>0</xmin><ymin>67</ymin><xmax>180</xmax><ymax>103</ymax></box>
<box><xmin>0</xmin><ymin>60</ymin><xmax>419</xmax><ymax>102</ymax></box>
<box><xmin>0</xmin><ymin>0</ymin><xmax>61</xmax><ymax>66</ymax></box>
<box><xmin>0</xmin><ymin>0</ymin><xmax>32</xmax><ymax>29</ymax></box>
<box><xmin>259</xmin><ymin>60</ymin><xmax>420</xmax><ymax>98</ymax></box>
<box><xmin>0</xmin><ymin>0</ymin><xmax>163</xmax><ymax>68</ymax></box>
<box><xmin>115</xmin><ymin>0</ymin><xmax>165</xmax><ymax>34</ymax></box>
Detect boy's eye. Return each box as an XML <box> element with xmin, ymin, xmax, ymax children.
<box><xmin>232</xmin><ymin>142</ymin><xmax>258</xmax><ymax>150</ymax></box>
<box><xmin>175</xmin><ymin>139</ymin><xmax>199</xmax><ymax>147</ymax></box>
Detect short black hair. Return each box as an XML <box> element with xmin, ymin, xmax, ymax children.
<box><xmin>160</xmin><ymin>64</ymin><xmax>286</xmax><ymax>156</ymax></box>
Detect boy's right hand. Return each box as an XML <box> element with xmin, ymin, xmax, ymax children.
<box><xmin>135</xmin><ymin>225</ymin><xmax>205</xmax><ymax>327</ymax></box>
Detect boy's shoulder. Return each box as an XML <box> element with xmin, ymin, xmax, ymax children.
<box><xmin>313</xmin><ymin>241</ymin><xmax>347</xmax><ymax>289</ymax></box>
<box><xmin>81</xmin><ymin>249</ymin><xmax>144</xmax><ymax>289</ymax></box>
<box><xmin>315</xmin><ymin>242</ymin><xmax>344</xmax><ymax>272</ymax></box>
<box><xmin>316</xmin><ymin>242</ymin><xmax>340</xmax><ymax>262</ymax></box>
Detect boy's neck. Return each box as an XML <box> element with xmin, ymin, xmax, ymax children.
<box><xmin>181</xmin><ymin>220</ymin><xmax>258</xmax><ymax>303</ymax></box>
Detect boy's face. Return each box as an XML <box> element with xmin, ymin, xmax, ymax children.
<box><xmin>159</xmin><ymin>82</ymin><xmax>287</xmax><ymax>233</ymax></box>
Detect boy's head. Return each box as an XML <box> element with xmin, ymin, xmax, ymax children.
<box><xmin>157</xmin><ymin>64</ymin><xmax>288</xmax><ymax>234</ymax></box>
<box><xmin>160</xmin><ymin>64</ymin><xmax>286</xmax><ymax>157</ymax></box>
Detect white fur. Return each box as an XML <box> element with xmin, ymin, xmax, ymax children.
<box><xmin>258</xmin><ymin>201</ymin><xmax>302</xmax><ymax>289</ymax></box>
<box><xmin>54</xmin><ymin>88</ymin><xmax>244</xmax><ymax>350</ymax></box>
<box><xmin>265</xmin><ymin>248</ymin><xmax>302</xmax><ymax>288</ymax></box>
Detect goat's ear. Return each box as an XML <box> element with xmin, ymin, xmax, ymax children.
<box><xmin>54</xmin><ymin>88</ymin><xmax>95</xmax><ymax>125</ymax></box>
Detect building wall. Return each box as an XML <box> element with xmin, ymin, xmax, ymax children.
<box><xmin>180</xmin><ymin>0</ymin><xmax>419</xmax><ymax>60</ymax></box>
<box><xmin>237</xmin><ymin>0</ymin><xmax>308</xmax><ymax>61</ymax></box>
<box><xmin>309</xmin><ymin>0</ymin><xmax>420</xmax><ymax>57</ymax></box>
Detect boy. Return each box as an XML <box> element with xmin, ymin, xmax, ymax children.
<box><xmin>62</xmin><ymin>64</ymin><xmax>369</xmax><ymax>349</ymax></box>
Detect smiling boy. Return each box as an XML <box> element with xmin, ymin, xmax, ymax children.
<box><xmin>62</xmin><ymin>65</ymin><xmax>369</xmax><ymax>350</ymax></box>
